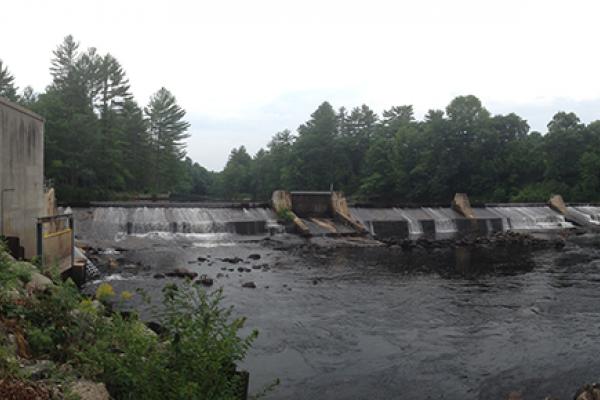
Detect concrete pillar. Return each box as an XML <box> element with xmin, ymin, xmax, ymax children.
<box><xmin>548</xmin><ymin>194</ymin><xmax>598</xmax><ymax>230</ymax></box>
<box><xmin>548</xmin><ymin>194</ymin><xmax>568</xmax><ymax>215</ymax></box>
<box><xmin>331</xmin><ymin>191</ymin><xmax>368</xmax><ymax>234</ymax></box>
<box><xmin>271</xmin><ymin>190</ymin><xmax>292</xmax><ymax>214</ymax></box>
<box><xmin>452</xmin><ymin>193</ymin><xmax>476</xmax><ymax>219</ymax></box>
<box><xmin>271</xmin><ymin>190</ymin><xmax>310</xmax><ymax>236</ymax></box>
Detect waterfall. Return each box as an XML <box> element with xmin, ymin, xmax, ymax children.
<box><xmin>73</xmin><ymin>206</ymin><xmax>279</xmax><ymax>240</ymax></box>
<box><xmin>569</xmin><ymin>206</ymin><xmax>600</xmax><ymax>225</ymax></box>
<box><xmin>422</xmin><ymin>207</ymin><xmax>458</xmax><ymax>236</ymax></box>
<box><xmin>487</xmin><ymin>206</ymin><xmax>572</xmax><ymax>230</ymax></box>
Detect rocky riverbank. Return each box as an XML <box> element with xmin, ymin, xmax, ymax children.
<box><xmin>0</xmin><ymin>244</ymin><xmax>256</xmax><ymax>400</ymax></box>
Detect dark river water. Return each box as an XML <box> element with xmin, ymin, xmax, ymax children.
<box><xmin>80</xmin><ymin>232</ymin><xmax>600</xmax><ymax>399</ymax></box>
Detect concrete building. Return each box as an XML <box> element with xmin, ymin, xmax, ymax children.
<box><xmin>0</xmin><ymin>96</ymin><xmax>45</xmax><ymax>259</ymax></box>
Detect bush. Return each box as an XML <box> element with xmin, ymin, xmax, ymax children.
<box><xmin>0</xmin><ymin>245</ymin><xmax>263</xmax><ymax>399</ymax></box>
<box><xmin>77</xmin><ymin>284</ymin><xmax>257</xmax><ymax>400</ymax></box>
<box><xmin>276</xmin><ymin>207</ymin><xmax>295</xmax><ymax>223</ymax></box>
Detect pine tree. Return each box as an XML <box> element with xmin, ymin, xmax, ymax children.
<box><xmin>50</xmin><ymin>35</ymin><xmax>80</xmax><ymax>87</ymax></box>
<box><xmin>144</xmin><ymin>88</ymin><xmax>191</xmax><ymax>193</ymax></box>
<box><xmin>0</xmin><ymin>59</ymin><xmax>19</xmax><ymax>102</ymax></box>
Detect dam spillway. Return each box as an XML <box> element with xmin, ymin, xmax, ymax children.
<box><xmin>72</xmin><ymin>206</ymin><xmax>280</xmax><ymax>241</ymax></box>
<box><xmin>567</xmin><ymin>206</ymin><xmax>600</xmax><ymax>225</ymax></box>
<box><xmin>70</xmin><ymin>196</ymin><xmax>591</xmax><ymax>243</ymax></box>
<box><xmin>350</xmin><ymin>205</ymin><xmax>574</xmax><ymax>240</ymax></box>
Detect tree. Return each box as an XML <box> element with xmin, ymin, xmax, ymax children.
<box><xmin>544</xmin><ymin>112</ymin><xmax>586</xmax><ymax>193</ymax></box>
<box><xmin>288</xmin><ymin>102</ymin><xmax>341</xmax><ymax>190</ymax></box>
<box><xmin>219</xmin><ymin>146</ymin><xmax>253</xmax><ymax>199</ymax></box>
<box><xmin>19</xmin><ymin>86</ymin><xmax>37</xmax><ymax>107</ymax></box>
<box><xmin>0</xmin><ymin>59</ymin><xmax>18</xmax><ymax>101</ymax></box>
<box><xmin>144</xmin><ymin>88</ymin><xmax>191</xmax><ymax>193</ymax></box>
<box><xmin>50</xmin><ymin>35</ymin><xmax>80</xmax><ymax>88</ymax></box>
<box><xmin>120</xmin><ymin>99</ymin><xmax>151</xmax><ymax>191</ymax></box>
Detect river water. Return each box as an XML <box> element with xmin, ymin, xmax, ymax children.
<box><xmin>79</xmin><ymin>229</ymin><xmax>600</xmax><ymax>400</ymax></box>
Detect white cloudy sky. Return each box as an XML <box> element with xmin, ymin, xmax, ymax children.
<box><xmin>3</xmin><ymin>0</ymin><xmax>600</xmax><ymax>170</ymax></box>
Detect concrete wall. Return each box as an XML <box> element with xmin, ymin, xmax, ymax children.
<box><xmin>291</xmin><ymin>192</ymin><xmax>333</xmax><ymax>217</ymax></box>
<box><xmin>0</xmin><ymin>97</ymin><xmax>45</xmax><ymax>259</ymax></box>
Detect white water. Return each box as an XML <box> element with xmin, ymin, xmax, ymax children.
<box><xmin>422</xmin><ymin>207</ymin><xmax>459</xmax><ymax>235</ymax></box>
<box><xmin>569</xmin><ymin>206</ymin><xmax>600</xmax><ymax>225</ymax></box>
<box><xmin>73</xmin><ymin>207</ymin><xmax>279</xmax><ymax>241</ymax></box>
<box><xmin>487</xmin><ymin>206</ymin><xmax>572</xmax><ymax>230</ymax></box>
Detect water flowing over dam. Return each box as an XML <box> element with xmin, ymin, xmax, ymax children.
<box><xmin>349</xmin><ymin>205</ymin><xmax>573</xmax><ymax>240</ymax></box>
<box><xmin>568</xmin><ymin>206</ymin><xmax>600</xmax><ymax>225</ymax></box>
<box><xmin>73</xmin><ymin>206</ymin><xmax>280</xmax><ymax>241</ymax></box>
<box><xmin>72</xmin><ymin>201</ymin><xmax>581</xmax><ymax>243</ymax></box>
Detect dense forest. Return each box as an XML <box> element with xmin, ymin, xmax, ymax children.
<box><xmin>1</xmin><ymin>36</ymin><xmax>600</xmax><ymax>203</ymax></box>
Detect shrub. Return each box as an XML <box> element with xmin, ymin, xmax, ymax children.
<box><xmin>0</xmin><ymin>245</ymin><xmax>264</xmax><ymax>399</ymax></box>
<box><xmin>77</xmin><ymin>284</ymin><xmax>258</xmax><ymax>400</ymax></box>
<box><xmin>276</xmin><ymin>207</ymin><xmax>295</xmax><ymax>223</ymax></box>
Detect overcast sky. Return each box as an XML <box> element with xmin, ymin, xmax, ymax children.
<box><xmin>4</xmin><ymin>0</ymin><xmax>600</xmax><ymax>170</ymax></box>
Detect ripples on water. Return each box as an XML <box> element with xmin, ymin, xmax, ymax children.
<box><xmin>81</xmin><ymin>226</ymin><xmax>600</xmax><ymax>399</ymax></box>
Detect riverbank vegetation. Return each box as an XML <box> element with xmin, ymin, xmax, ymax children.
<box><xmin>2</xmin><ymin>36</ymin><xmax>600</xmax><ymax>203</ymax></box>
<box><xmin>0</xmin><ymin>244</ymin><xmax>257</xmax><ymax>399</ymax></box>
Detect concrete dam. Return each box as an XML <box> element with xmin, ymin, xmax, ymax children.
<box><xmin>71</xmin><ymin>192</ymin><xmax>600</xmax><ymax>241</ymax></box>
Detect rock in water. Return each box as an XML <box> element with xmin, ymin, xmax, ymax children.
<box><xmin>165</xmin><ymin>268</ymin><xmax>198</xmax><ymax>279</ymax></box>
<box><xmin>248</xmin><ymin>254</ymin><xmax>261</xmax><ymax>260</ymax></box>
<box><xmin>221</xmin><ymin>257</ymin><xmax>243</xmax><ymax>264</ymax></box>
<box><xmin>196</xmin><ymin>275</ymin><xmax>214</xmax><ymax>286</ymax></box>
<box><xmin>242</xmin><ymin>281</ymin><xmax>256</xmax><ymax>288</ymax></box>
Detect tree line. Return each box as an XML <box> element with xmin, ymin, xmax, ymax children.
<box><xmin>1</xmin><ymin>36</ymin><xmax>209</xmax><ymax>201</ymax></box>
<box><xmin>2</xmin><ymin>37</ymin><xmax>600</xmax><ymax>203</ymax></box>
<box><xmin>217</xmin><ymin>98</ymin><xmax>600</xmax><ymax>203</ymax></box>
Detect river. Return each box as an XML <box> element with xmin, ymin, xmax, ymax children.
<box><xmin>76</xmin><ymin>219</ymin><xmax>600</xmax><ymax>399</ymax></box>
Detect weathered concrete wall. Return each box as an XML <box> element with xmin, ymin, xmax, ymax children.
<box><xmin>0</xmin><ymin>97</ymin><xmax>45</xmax><ymax>259</ymax></box>
<box><xmin>291</xmin><ymin>191</ymin><xmax>332</xmax><ymax>217</ymax></box>
<box><xmin>331</xmin><ymin>191</ymin><xmax>368</xmax><ymax>234</ymax></box>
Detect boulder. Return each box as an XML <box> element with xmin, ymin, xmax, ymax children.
<box><xmin>196</xmin><ymin>275</ymin><xmax>214</xmax><ymax>286</ymax></box>
<box><xmin>242</xmin><ymin>281</ymin><xmax>256</xmax><ymax>289</ymax></box>
<box><xmin>25</xmin><ymin>272</ymin><xmax>53</xmax><ymax>293</ymax></box>
<box><xmin>248</xmin><ymin>254</ymin><xmax>261</xmax><ymax>260</ymax></box>
<box><xmin>165</xmin><ymin>268</ymin><xmax>198</xmax><ymax>279</ymax></box>
<box><xmin>221</xmin><ymin>257</ymin><xmax>243</xmax><ymax>264</ymax></box>
<box><xmin>69</xmin><ymin>381</ymin><xmax>110</xmax><ymax>400</ymax></box>
<box><xmin>574</xmin><ymin>384</ymin><xmax>600</xmax><ymax>400</ymax></box>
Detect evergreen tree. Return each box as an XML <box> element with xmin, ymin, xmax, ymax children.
<box><xmin>144</xmin><ymin>87</ymin><xmax>191</xmax><ymax>193</ymax></box>
<box><xmin>0</xmin><ymin>59</ymin><xmax>18</xmax><ymax>102</ymax></box>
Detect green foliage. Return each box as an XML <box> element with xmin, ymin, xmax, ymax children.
<box><xmin>8</xmin><ymin>35</ymin><xmax>600</xmax><ymax>202</ymax></box>
<box><xmin>77</xmin><ymin>284</ymin><xmax>258</xmax><ymax>400</ymax></box>
<box><xmin>0</xmin><ymin>247</ymin><xmax>262</xmax><ymax>399</ymax></box>
<box><xmin>214</xmin><ymin>96</ymin><xmax>600</xmax><ymax>203</ymax></box>
<box><xmin>276</xmin><ymin>208</ymin><xmax>295</xmax><ymax>223</ymax></box>
<box><xmin>0</xmin><ymin>59</ymin><xmax>19</xmax><ymax>101</ymax></box>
